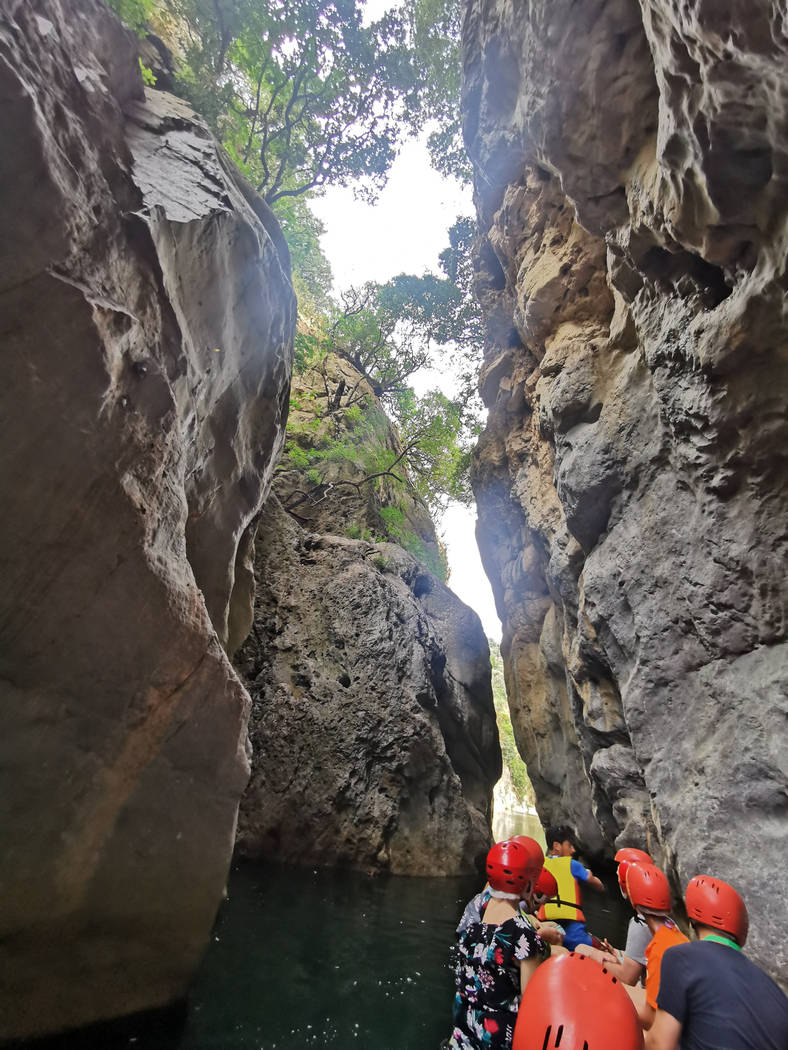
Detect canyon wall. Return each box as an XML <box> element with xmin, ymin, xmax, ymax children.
<box><xmin>234</xmin><ymin>358</ymin><xmax>501</xmax><ymax>874</ymax></box>
<box><xmin>0</xmin><ymin>0</ymin><xmax>295</xmax><ymax>1038</ymax></box>
<box><xmin>462</xmin><ymin>0</ymin><xmax>788</xmax><ymax>980</ymax></box>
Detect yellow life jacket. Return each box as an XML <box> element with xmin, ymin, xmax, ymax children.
<box><xmin>540</xmin><ymin>855</ymin><xmax>585</xmax><ymax>922</ymax></box>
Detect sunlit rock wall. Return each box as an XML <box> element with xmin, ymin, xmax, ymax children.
<box><xmin>463</xmin><ymin>0</ymin><xmax>788</xmax><ymax>981</ymax></box>
<box><xmin>0</xmin><ymin>0</ymin><xmax>295</xmax><ymax>1038</ymax></box>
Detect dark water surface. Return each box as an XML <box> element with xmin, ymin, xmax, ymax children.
<box><xmin>176</xmin><ymin>863</ymin><xmax>478</xmax><ymax>1050</ymax></box>
<box><xmin>29</xmin><ymin>854</ymin><xmax>630</xmax><ymax>1050</ymax></box>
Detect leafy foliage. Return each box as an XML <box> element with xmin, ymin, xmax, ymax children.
<box><xmin>159</xmin><ymin>0</ymin><xmax>419</xmax><ymax>204</ymax></box>
<box><xmin>490</xmin><ymin>641</ymin><xmax>536</xmax><ymax>809</ymax></box>
<box><xmin>402</xmin><ymin>0</ymin><xmax>468</xmax><ymax>182</ymax></box>
<box><xmin>109</xmin><ymin>0</ymin><xmax>481</xmax><ymax>578</ymax></box>
<box><xmin>106</xmin><ymin>0</ymin><xmax>156</xmax><ymax>34</ymax></box>
<box><xmin>289</xmin><ymin>259</ymin><xmax>482</xmax><ymax>518</ymax></box>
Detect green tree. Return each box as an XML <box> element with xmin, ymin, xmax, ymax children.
<box><xmin>390</xmin><ymin>387</ymin><xmax>471</xmax><ymax>514</ymax></box>
<box><xmin>403</xmin><ymin>0</ymin><xmax>468</xmax><ymax>182</ymax></box>
<box><xmin>161</xmin><ymin>0</ymin><xmax>418</xmax><ymax>203</ymax></box>
<box><xmin>106</xmin><ymin>0</ymin><xmax>155</xmax><ymax>33</ymax></box>
<box><xmin>275</xmin><ymin>195</ymin><xmax>333</xmax><ymax>310</ymax></box>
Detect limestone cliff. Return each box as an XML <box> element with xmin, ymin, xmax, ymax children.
<box><xmin>463</xmin><ymin>0</ymin><xmax>788</xmax><ymax>980</ymax></box>
<box><xmin>0</xmin><ymin>0</ymin><xmax>295</xmax><ymax>1038</ymax></box>
<box><xmin>234</xmin><ymin>358</ymin><xmax>501</xmax><ymax>874</ymax></box>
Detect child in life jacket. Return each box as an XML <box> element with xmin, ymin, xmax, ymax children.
<box><xmin>539</xmin><ymin>825</ymin><xmax>604</xmax><ymax>950</ymax></box>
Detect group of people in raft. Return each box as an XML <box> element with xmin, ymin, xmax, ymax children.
<box><xmin>445</xmin><ymin>824</ymin><xmax>788</xmax><ymax>1050</ymax></box>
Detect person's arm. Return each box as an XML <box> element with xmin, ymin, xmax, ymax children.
<box><xmin>644</xmin><ymin>1010</ymin><xmax>682</xmax><ymax>1049</ymax></box>
<box><xmin>574</xmin><ymin>943</ymin><xmax>644</xmax><ymax>984</ymax></box>
<box><xmin>573</xmin><ymin>943</ymin><xmax>619</xmax><ymax>965</ymax></box>
<box><xmin>608</xmin><ymin>954</ymin><xmax>645</xmax><ymax>985</ymax></box>
<box><xmin>533</xmin><ymin>921</ymin><xmax>564</xmax><ymax>946</ymax></box>
<box><xmin>624</xmin><ymin>983</ymin><xmax>655</xmax><ymax>1029</ymax></box>
<box><xmin>519</xmin><ymin>956</ymin><xmax>540</xmax><ymax>994</ymax></box>
<box><xmin>570</xmin><ymin>858</ymin><xmax>604</xmax><ymax>892</ymax></box>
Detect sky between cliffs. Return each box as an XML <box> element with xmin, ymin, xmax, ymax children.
<box><xmin>310</xmin><ymin>134</ymin><xmax>503</xmax><ymax>641</ymax></box>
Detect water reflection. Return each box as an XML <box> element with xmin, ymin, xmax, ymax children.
<box><xmin>492</xmin><ymin>809</ymin><xmax>545</xmax><ymax>847</ymax></box>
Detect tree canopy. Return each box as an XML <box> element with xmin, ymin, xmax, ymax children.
<box><xmin>291</xmin><ymin>236</ymin><xmax>484</xmax><ymax>520</ymax></box>
<box><xmin>402</xmin><ymin>0</ymin><xmax>468</xmax><ymax>182</ymax></box>
<box><xmin>150</xmin><ymin>0</ymin><xmax>420</xmax><ymax>203</ymax></box>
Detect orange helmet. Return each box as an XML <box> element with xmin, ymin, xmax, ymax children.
<box><xmin>685</xmin><ymin>875</ymin><xmax>748</xmax><ymax>946</ymax></box>
<box><xmin>626</xmin><ymin>863</ymin><xmax>672</xmax><ymax>913</ymax></box>
<box><xmin>513</xmin><ymin>953</ymin><xmax>644</xmax><ymax>1050</ymax></box>
<box><xmin>533</xmin><ymin>867</ymin><xmax>558</xmax><ymax>901</ymax></box>
<box><xmin>615</xmin><ymin>848</ymin><xmax>652</xmax><ymax>894</ymax></box>
<box><xmin>510</xmin><ymin>836</ymin><xmax>545</xmax><ymax>880</ymax></box>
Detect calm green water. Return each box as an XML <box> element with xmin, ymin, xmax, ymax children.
<box><xmin>492</xmin><ymin>809</ymin><xmax>546</xmax><ymax>848</ymax></box>
<box><xmin>173</xmin><ymin>863</ymin><xmax>478</xmax><ymax>1050</ymax></box>
<box><xmin>29</xmin><ymin>836</ymin><xmax>630</xmax><ymax>1050</ymax></box>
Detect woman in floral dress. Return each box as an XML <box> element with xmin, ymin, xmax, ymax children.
<box><xmin>449</xmin><ymin>840</ymin><xmax>546</xmax><ymax>1050</ymax></box>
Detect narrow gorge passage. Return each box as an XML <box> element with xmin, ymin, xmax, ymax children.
<box><xmin>1</xmin><ymin>0</ymin><xmax>787</xmax><ymax>1045</ymax></box>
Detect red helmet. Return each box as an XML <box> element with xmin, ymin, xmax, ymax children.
<box><xmin>486</xmin><ymin>840</ymin><xmax>534</xmax><ymax>895</ymax></box>
<box><xmin>513</xmin><ymin>953</ymin><xmax>645</xmax><ymax>1050</ymax></box>
<box><xmin>534</xmin><ymin>868</ymin><xmax>558</xmax><ymax>900</ymax></box>
<box><xmin>626</xmin><ymin>863</ymin><xmax>672</xmax><ymax>913</ymax></box>
<box><xmin>615</xmin><ymin>847</ymin><xmax>652</xmax><ymax>894</ymax></box>
<box><xmin>685</xmin><ymin>875</ymin><xmax>748</xmax><ymax>946</ymax></box>
<box><xmin>510</xmin><ymin>836</ymin><xmax>545</xmax><ymax>878</ymax></box>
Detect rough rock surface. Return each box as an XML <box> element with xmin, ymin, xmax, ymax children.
<box><xmin>0</xmin><ymin>0</ymin><xmax>295</xmax><ymax>1038</ymax></box>
<box><xmin>234</xmin><ymin>500</ymin><xmax>500</xmax><ymax>874</ymax></box>
<box><xmin>463</xmin><ymin>0</ymin><xmax>788</xmax><ymax>981</ymax></box>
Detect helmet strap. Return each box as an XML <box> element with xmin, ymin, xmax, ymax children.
<box><xmin>703</xmin><ymin>932</ymin><xmax>742</xmax><ymax>951</ymax></box>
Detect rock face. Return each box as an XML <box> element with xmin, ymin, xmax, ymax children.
<box><xmin>234</xmin><ymin>361</ymin><xmax>501</xmax><ymax>874</ymax></box>
<box><xmin>462</xmin><ymin>0</ymin><xmax>788</xmax><ymax>980</ymax></box>
<box><xmin>0</xmin><ymin>0</ymin><xmax>295</xmax><ymax>1039</ymax></box>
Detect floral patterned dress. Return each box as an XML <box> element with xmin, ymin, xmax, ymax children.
<box><xmin>449</xmin><ymin>897</ymin><xmax>544</xmax><ymax>1049</ymax></box>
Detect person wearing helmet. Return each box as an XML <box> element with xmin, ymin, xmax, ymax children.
<box><xmin>623</xmin><ymin>863</ymin><xmax>688</xmax><ymax>1030</ymax></box>
<box><xmin>539</xmin><ymin>824</ymin><xmax>604</xmax><ymax>950</ymax></box>
<box><xmin>456</xmin><ymin>839</ymin><xmax>565</xmax><ymax>953</ymax></box>
<box><xmin>455</xmin><ymin>836</ymin><xmax>546</xmax><ymax>938</ymax></box>
<box><xmin>512</xmin><ymin>952</ymin><xmax>645</xmax><ymax>1050</ymax></box>
<box><xmin>646</xmin><ymin>876</ymin><xmax>788</xmax><ymax>1050</ymax></box>
<box><xmin>575</xmin><ymin>845</ymin><xmax>653</xmax><ymax>985</ymax></box>
<box><xmin>448</xmin><ymin>840</ymin><xmax>546</xmax><ymax>1050</ymax></box>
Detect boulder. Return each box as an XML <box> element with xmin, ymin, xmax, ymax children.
<box><xmin>0</xmin><ymin>0</ymin><xmax>295</xmax><ymax>1038</ymax></box>
<box><xmin>234</xmin><ymin>494</ymin><xmax>501</xmax><ymax>874</ymax></box>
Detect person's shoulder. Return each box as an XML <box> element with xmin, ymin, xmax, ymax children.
<box><xmin>509</xmin><ymin>910</ymin><xmax>540</xmax><ymax>935</ymax></box>
<box><xmin>659</xmin><ymin>937</ymin><xmax>694</xmax><ymax>972</ymax></box>
<box><xmin>569</xmin><ymin>858</ymin><xmax>590</xmax><ymax>880</ymax></box>
<box><xmin>661</xmin><ymin>923</ymin><xmax>689</xmax><ymax>948</ymax></box>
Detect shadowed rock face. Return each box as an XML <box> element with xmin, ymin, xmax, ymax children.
<box><xmin>0</xmin><ymin>0</ymin><xmax>295</xmax><ymax>1038</ymax></box>
<box><xmin>463</xmin><ymin>0</ymin><xmax>788</xmax><ymax>980</ymax></box>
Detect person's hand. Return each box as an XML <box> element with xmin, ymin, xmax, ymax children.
<box><xmin>600</xmin><ymin>938</ymin><xmax>621</xmax><ymax>959</ymax></box>
<box><xmin>538</xmin><ymin>925</ymin><xmax>565</xmax><ymax>946</ymax></box>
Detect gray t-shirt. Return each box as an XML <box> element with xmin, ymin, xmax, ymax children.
<box><xmin>624</xmin><ymin>915</ymin><xmax>651</xmax><ymax>966</ymax></box>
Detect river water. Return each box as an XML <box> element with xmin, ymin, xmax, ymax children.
<box><xmin>31</xmin><ymin>815</ymin><xmax>630</xmax><ymax>1050</ymax></box>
